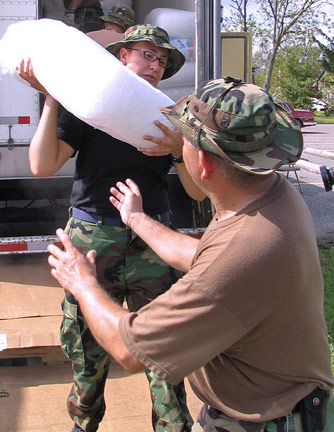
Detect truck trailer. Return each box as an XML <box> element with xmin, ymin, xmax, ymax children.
<box><xmin>0</xmin><ymin>0</ymin><xmax>226</xmax><ymax>254</ymax></box>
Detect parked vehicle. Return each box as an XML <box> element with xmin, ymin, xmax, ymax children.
<box><xmin>312</xmin><ymin>99</ymin><xmax>331</xmax><ymax>116</ymax></box>
<box><xmin>276</xmin><ymin>101</ymin><xmax>316</xmax><ymax>128</ymax></box>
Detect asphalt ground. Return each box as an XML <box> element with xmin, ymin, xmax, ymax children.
<box><xmin>286</xmin><ymin>123</ymin><xmax>334</xmax><ymax>244</ymax></box>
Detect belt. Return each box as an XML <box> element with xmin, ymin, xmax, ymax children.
<box><xmin>71</xmin><ymin>207</ymin><xmax>170</xmax><ymax>226</ymax></box>
<box><xmin>208</xmin><ymin>403</ymin><xmax>300</xmax><ymax>422</ymax></box>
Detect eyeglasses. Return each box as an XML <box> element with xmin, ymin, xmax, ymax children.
<box><xmin>127</xmin><ymin>48</ymin><xmax>169</xmax><ymax>68</ymax></box>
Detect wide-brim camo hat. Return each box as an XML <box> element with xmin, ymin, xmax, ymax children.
<box><xmin>160</xmin><ymin>77</ymin><xmax>303</xmax><ymax>175</ymax></box>
<box><xmin>106</xmin><ymin>24</ymin><xmax>185</xmax><ymax>80</ymax></box>
<box><xmin>100</xmin><ymin>4</ymin><xmax>135</xmax><ymax>31</ymax></box>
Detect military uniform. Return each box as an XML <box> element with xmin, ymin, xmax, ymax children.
<box><xmin>63</xmin><ymin>0</ymin><xmax>103</xmax><ymax>33</ymax></box>
<box><xmin>99</xmin><ymin>4</ymin><xmax>135</xmax><ymax>31</ymax></box>
<box><xmin>58</xmin><ymin>25</ymin><xmax>190</xmax><ymax>432</ymax></box>
<box><xmin>117</xmin><ymin>78</ymin><xmax>334</xmax><ymax>432</ymax></box>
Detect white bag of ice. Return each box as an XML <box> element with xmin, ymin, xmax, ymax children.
<box><xmin>0</xmin><ymin>19</ymin><xmax>174</xmax><ymax>148</ymax></box>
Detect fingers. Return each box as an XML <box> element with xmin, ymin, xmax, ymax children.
<box><xmin>113</xmin><ymin>179</ymin><xmax>140</xmax><ymax>197</ymax></box>
<box><xmin>143</xmin><ymin>121</ymin><xmax>174</xmax><ymax>143</ymax></box>
<box><xmin>16</xmin><ymin>58</ymin><xmax>49</xmax><ymax>95</ymax></box>
<box><xmin>109</xmin><ymin>179</ymin><xmax>142</xmax><ymax>211</ymax></box>
<box><xmin>86</xmin><ymin>249</ymin><xmax>96</xmax><ymax>265</ymax></box>
<box><xmin>110</xmin><ymin>185</ymin><xmax>124</xmax><ymax>202</ymax></box>
<box><xmin>109</xmin><ymin>190</ymin><xmax>121</xmax><ymax>210</ymax></box>
<box><xmin>55</xmin><ymin>228</ymin><xmax>75</xmax><ymax>252</ymax></box>
<box><xmin>142</xmin><ymin>135</ymin><xmax>162</xmax><ymax>146</ymax></box>
<box><xmin>18</xmin><ymin>58</ymin><xmax>33</xmax><ymax>76</ymax></box>
<box><xmin>138</xmin><ymin>142</ymin><xmax>171</xmax><ymax>157</ymax></box>
<box><xmin>153</xmin><ymin>120</ymin><xmax>172</xmax><ymax>135</ymax></box>
<box><xmin>125</xmin><ymin>178</ymin><xmax>141</xmax><ymax>196</ymax></box>
<box><xmin>47</xmin><ymin>228</ymin><xmax>73</xmax><ymax>258</ymax></box>
<box><xmin>109</xmin><ymin>180</ymin><xmax>133</xmax><ymax>209</ymax></box>
<box><xmin>141</xmin><ymin>122</ymin><xmax>182</xmax><ymax>158</ymax></box>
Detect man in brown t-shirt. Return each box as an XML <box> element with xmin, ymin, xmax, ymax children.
<box><xmin>48</xmin><ymin>78</ymin><xmax>334</xmax><ymax>431</ymax></box>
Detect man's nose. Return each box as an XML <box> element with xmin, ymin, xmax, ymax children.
<box><xmin>150</xmin><ymin>59</ymin><xmax>162</xmax><ymax>71</ymax></box>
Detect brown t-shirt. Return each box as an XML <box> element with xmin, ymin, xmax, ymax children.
<box><xmin>119</xmin><ymin>175</ymin><xmax>334</xmax><ymax>421</ymax></box>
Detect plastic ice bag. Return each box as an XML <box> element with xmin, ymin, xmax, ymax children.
<box><xmin>0</xmin><ymin>18</ymin><xmax>174</xmax><ymax>148</ymax></box>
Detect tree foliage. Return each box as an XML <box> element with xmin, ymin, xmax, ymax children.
<box><xmin>222</xmin><ymin>0</ymin><xmax>333</xmax><ymax>92</ymax></box>
<box><xmin>223</xmin><ymin>0</ymin><xmax>255</xmax><ymax>32</ymax></box>
<box><xmin>313</xmin><ymin>31</ymin><xmax>334</xmax><ymax>74</ymax></box>
<box><xmin>277</xmin><ymin>46</ymin><xmax>322</xmax><ymax>108</ymax></box>
<box><xmin>254</xmin><ymin>45</ymin><xmax>323</xmax><ymax>108</ymax></box>
<box><xmin>257</xmin><ymin>0</ymin><xmax>326</xmax><ymax>90</ymax></box>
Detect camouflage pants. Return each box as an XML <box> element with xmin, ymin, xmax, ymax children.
<box><xmin>60</xmin><ymin>214</ymin><xmax>193</xmax><ymax>432</ymax></box>
<box><xmin>192</xmin><ymin>405</ymin><xmax>303</xmax><ymax>432</ymax></box>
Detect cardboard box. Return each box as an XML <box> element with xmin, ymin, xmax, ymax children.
<box><xmin>0</xmin><ymin>254</ymin><xmax>65</xmax><ymax>362</ymax></box>
<box><xmin>0</xmin><ymin>255</ymin><xmax>203</xmax><ymax>431</ymax></box>
<box><xmin>0</xmin><ymin>362</ymin><xmax>202</xmax><ymax>432</ymax></box>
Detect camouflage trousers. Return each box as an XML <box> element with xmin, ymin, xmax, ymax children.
<box><xmin>60</xmin><ymin>213</ymin><xmax>193</xmax><ymax>432</ymax></box>
<box><xmin>192</xmin><ymin>405</ymin><xmax>303</xmax><ymax>432</ymax></box>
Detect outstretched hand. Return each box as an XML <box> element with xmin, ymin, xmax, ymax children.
<box><xmin>48</xmin><ymin>229</ymin><xmax>97</xmax><ymax>297</ymax></box>
<box><xmin>139</xmin><ymin>120</ymin><xmax>183</xmax><ymax>158</ymax></box>
<box><xmin>109</xmin><ymin>179</ymin><xmax>144</xmax><ymax>227</ymax></box>
<box><xmin>17</xmin><ymin>58</ymin><xmax>48</xmax><ymax>95</ymax></box>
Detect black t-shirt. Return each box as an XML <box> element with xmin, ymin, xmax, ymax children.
<box><xmin>57</xmin><ymin>109</ymin><xmax>172</xmax><ymax>217</ymax></box>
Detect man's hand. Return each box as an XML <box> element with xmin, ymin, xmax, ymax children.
<box><xmin>139</xmin><ymin>120</ymin><xmax>183</xmax><ymax>158</ymax></box>
<box><xmin>17</xmin><ymin>58</ymin><xmax>49</xmax><ymax>95</ymax></box>
<box><xmin>48</xmin><ymin>229</ymin><xmax>97</xmax><ymax>297</ymax></box>
<box><xmin>109</xmin><ymin>179</ymin><xmax>144</xmax><ymax>227</ymax></box>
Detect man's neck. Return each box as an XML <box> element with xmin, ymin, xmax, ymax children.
<box><xmin>212</xmin><ymin>173</ymin><xmax>278</xmax><ymax>221</ymax></box>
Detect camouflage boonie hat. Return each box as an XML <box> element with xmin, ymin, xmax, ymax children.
<box><xmin>106</xmin><ymin>24</ymin><xmax>185</xmax><ymax>80</ymax></box>
<box><xmin>160</xmin><ymin>77</ymin><xmax>303</xmax><ymax>175</ymax></box>
<box><xmin>100</xmin><ymin>4</ymin><xmax>135</xmax><ymax>31</ymax></box>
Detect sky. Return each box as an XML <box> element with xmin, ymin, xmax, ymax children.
<box><xmin>220</xmin><ymin>0</ymin><xmax>334</xmax><ymax>19</ymax></box>
<box><xmin>220</xmin><ymin>0</ymin><xmax>334</xmax><ymax>37</ymax></box>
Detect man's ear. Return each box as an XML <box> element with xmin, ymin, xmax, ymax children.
<box><xmin>119</xmin><ymin>47</ymin><xmax>128</xmax><ymax>66</ymax></box>
<box><xmin>198</xmin><ymin>150</ymin><xmax>214</xmax><ymax>180</ymax></box>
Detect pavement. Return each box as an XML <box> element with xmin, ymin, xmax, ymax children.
<box><xmin>286</xmin><ymin>123</ymin><xmax>334</xmax><ymax>244</ymax></box>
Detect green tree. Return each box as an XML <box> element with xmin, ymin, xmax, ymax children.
<box><xmin>313</xmin><ymin>32</ymin><xmax>334</xmax><ymax>113</ymax></box>
<box><xmin>258</xmin><ymin>0</ymin><xmax>327</xmax><ymax>91</ymax></box>
<box><xmin>254</xmin><ymin>44</ymin><xmax>323</xmax><ymax>108</ymax></box>
<box><xmin>313</xmin><ymin>31</ymin><xmax>334</xmax><ymax>74</ymax></box>
<box><xmin>277</xmin><ymin>45</ymin><xmax>322</xmax><ymax>108</ymax></box>
<box><xmin>222</xmin><ymin>0</ymin><xmax>333</xmax><ymax>91</ymax></box>
<box><xmin>223</xmin><ymin>0</ymin><xmax>255</xmax><ymax>32</ymax></box>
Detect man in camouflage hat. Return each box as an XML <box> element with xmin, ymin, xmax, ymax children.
<box><xmin>100</xmin><ymin>4</ymin><xmax>135</xmax><ymax>33</ymax></box>
<box><xmin>48</xmin><ymin>77</ymin><xmax>334</xmax><ymax>432</ymax></box>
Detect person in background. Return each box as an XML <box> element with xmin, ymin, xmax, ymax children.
<box><xmin>48</xmin><ymin>77</ymin><xmax>334</xmax><ymax>432</ymax></box>
<box><xmin>19</xmin><ymin>24</ymin><xmax>204</xmax><ymax>432</ymax></box>
<box><xmin>63</xmin><ymin>0</ymin><xmax>104</xmax><ymax>33</ymax></box>
<box><xmin>99</xmin><ymin>4</ymin><xmax>135</xmax><ymax>33</ymax></box>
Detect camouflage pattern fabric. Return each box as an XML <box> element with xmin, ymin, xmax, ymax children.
<box><xmin>146</xmin><ymin>370</ymin><xmax>193</xmax><ymax>432</ymax></box>
<box><xmin>100</xmin><ymin>4</ymin><xmax>135</xmax><ymax>31</ymax></box>
<box><xmin>160</xmin><ymin>77</ymin><xmax>303</xmax><ymax>175</ymax></box>
<box><xmin>60</xmin><ymin>215</ymin><xmax>192</xmax><ymax>431</ymax></box>
<box><xmin>192</xmin><ymin>404</ymin><xmax>303</xmax><ymax>432</ymax></box>
<box><xmin>75</xmin><ymin>6</ymin><xmax>103</xmax><ymax>33</ymax></box>
<box><xmin>106</xmin><ymin>24</ymin><xmax>185</xmax><ymax>80</ymax></box>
